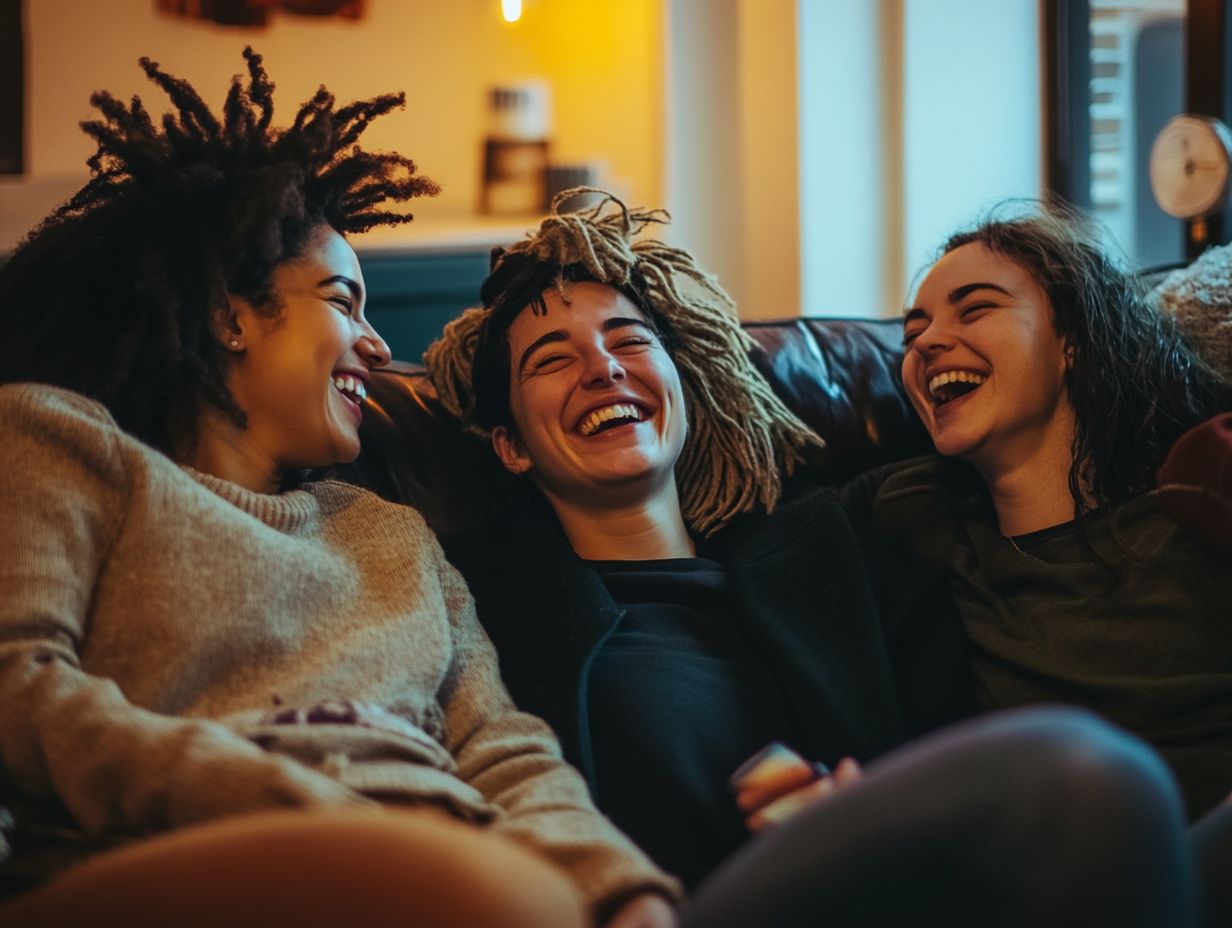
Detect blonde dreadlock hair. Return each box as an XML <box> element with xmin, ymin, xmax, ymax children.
<box><xmin>424</xmin><ymin>189</ymin><xmax>822</xmax><ymax>536</ymax></box>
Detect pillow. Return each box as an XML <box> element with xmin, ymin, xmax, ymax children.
<box><xmin>1155</xmin><ymin>413</ymin><xmax>1232</xmax><ymax>552</ymax></box>
<box><xmin>1150</xmin><ymin>243</ymin><xmax>1232</xmax><ymax>380</ymax></box>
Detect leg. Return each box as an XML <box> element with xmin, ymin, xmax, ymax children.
<box><xmin>1192</xmin><ymin>800</ymin><xmax>1232</xmax><ymax>927</ymax></box>
<box><xmin>0</xmin><ymin>807</ymin><xmax>585</xmax><ymax>928</ymax></box>
<box><xmin>684</xmin><ymin>707</ymin><xmax>1196</xmax><ymax>928</ymax></box>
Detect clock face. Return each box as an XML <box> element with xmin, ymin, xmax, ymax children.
<box><xmin>1149</xmin><ymin>115</ymin><xmax>1232</xmax><ymax>220</ymax></box>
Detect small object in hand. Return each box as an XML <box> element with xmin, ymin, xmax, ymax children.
<box><xmin>728</xmin><ymin>741</ymin><xmax>829</xmax><ymax>794</ymax></box>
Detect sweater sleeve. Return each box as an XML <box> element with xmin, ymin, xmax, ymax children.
<box><xmin>0</xmin><ymin>385</ymin><xmax>367</xmax><ymax>837</ymax></box>
<box><xmin>429</xmin><ymin>534</ymin><xmax>681</xmax><ymax>920</ymax></box>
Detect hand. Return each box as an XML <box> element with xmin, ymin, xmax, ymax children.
<box><xmin>604</xmin><ymin>893</ymin><xmax>678</xmax><ymax>928</ymax></box>
<box><xmin>737</xmin><ymin>756</ymin><xmax>863</xmax><ymax>831</ymax></box>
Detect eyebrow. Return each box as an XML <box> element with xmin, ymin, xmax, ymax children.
<box><xmin>949</xmin><ymin>281</ymin><xmax>1011</xmax><ymax>302</ymax></box>
<box><xmin>319</xmin><ymin>275</ymin><xmax>364</xmax><ymax>303</ymax></box>
<box><xmin>517</xmin><ymin>316</ymin><xmax>652</xmax><ymax>373</ymax></box>
<box><xmin>903</xmin><ymin>281</ymin><xmax>1013</xmax><ymax>324</ymax></box>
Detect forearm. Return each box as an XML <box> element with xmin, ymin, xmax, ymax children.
<box><xmin>0</xmin><ymin>649</ymin><xmax>367</xmax><ymax>835</ymax></box>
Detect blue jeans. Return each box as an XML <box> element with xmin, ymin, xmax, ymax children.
<box><xmin>684</xmin><ymin>707</ymin><xmax>1197</xmax><ymax>927</ymax></box>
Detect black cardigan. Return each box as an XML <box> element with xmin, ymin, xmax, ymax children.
<box><xmin>446</xmin><ymin>481</ymin><xmax>973</xmax><ymax>788</ymax></box>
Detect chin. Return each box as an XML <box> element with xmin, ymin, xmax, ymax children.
<box><xmin>331</xmin><ymin>438</ymin><xmax>362</xmax><ymax>465</ymax></box>
<box><xmin>929</xmin><ymin>429</ymin><xmax>982</xmax><ymax>461</ymax></box>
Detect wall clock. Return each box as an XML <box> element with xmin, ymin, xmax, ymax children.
<box><xmin>1149</xmin><ymin>114</ymin><xmax>1232</xmax><ymax>220</ymax></box>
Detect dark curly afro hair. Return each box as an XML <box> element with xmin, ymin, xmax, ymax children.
<box><xmin>0</xmin><ymin>47</ymin><xmax>439</xmax><ymax>454</ymax></box>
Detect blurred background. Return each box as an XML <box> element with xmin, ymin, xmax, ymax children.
<box><xmin>1</xmin><ymin>0</ymin><xmax>1226</xmax><ymax>361</ymax></box>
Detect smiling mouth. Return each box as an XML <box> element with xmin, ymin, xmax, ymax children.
<box><xmin>577</xmin><ymin>403</ymin><xmax>646</xmax><ymax>436</ymax></box>
<box><xmin>332</xmin><ymin>374</ymin><xmax>367</xmax><ymax>406</ymax></box>
<box><xmin>928</xmin><ymin>370</ymin><xmax>985</xmax><ymax>406</ymax></box>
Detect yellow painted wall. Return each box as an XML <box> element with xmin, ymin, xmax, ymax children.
<box><xmin>19</xmin><ymin>0</ymin><xmax>664</xmax><ymax>219</ymax></box>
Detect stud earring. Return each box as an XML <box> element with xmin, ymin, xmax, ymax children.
<box><xmin>230</xmin><ymin>339</ymin><xmax>240</xmax><ymax>348</ymax></box>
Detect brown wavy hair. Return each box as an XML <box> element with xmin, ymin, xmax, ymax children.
<box><xmin>936</xmin><ymin>205</ymin><xmax>1231</xmax><ymax>508</ymax></box>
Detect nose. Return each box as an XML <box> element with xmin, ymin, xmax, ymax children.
<box><xmin>356</xmin><ymin>320</ymin><xmax>391</xmax><ymax>369</ymax></box>
<box><xmin>581</xmin><ymin>346</ymin><xmax>626</xmax><ymax>387</ymax></box>
<box><xmin>911</xmin><ymin>318</ymin><xmax>955</xmax><ymax>358</ymax></box>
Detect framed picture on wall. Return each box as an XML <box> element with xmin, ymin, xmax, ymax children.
<box><xmin>155</xmin><ymin>0</ymin><xmax>364</xmax><ymax>27</ymax></box>
<box><xmin>1</xmin><ymin>0</ymin><xmax>22</xmax><ymax>174</ymax></box>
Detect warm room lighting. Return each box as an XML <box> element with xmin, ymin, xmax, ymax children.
<box><xmin>501</xmin><ymin>0</ymin><xmax>522</xmax><ymax>22</ymax></box>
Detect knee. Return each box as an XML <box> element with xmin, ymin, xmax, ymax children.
<box><xmin>995</xmin><ymin>707</ymin><xmax>1184</xmax><ymax>827</ymax></box>
<box><xmin>298</xmin><ymin>811</ymin><xmax>588</xmax><ymax>928</ymax></box>
<box><xmin>7</xmin><ymin>809</ymin><xmax>589</xmax><ymax>928</ymax></box>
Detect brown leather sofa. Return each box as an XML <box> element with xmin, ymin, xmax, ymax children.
<box><xmin>347</xmin><ymin>316</ymin><xmax>932</xmax><ymax>541</ymax></box>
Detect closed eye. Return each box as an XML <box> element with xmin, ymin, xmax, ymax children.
<box><xmin>960</xmin><ymin>301</ymin><xmax>995</xmax><ymax>318</ymax></box>
<box><xmin>329</xmin><ymin>295</ymin><xmax>354</xmax><ymax>316</ymax></box>
<box><xmin>529</xmin><ymin>352</ymin><xmax>573</xmax><ymax>373</ymax></box>
<box><xmin>612</xmin><ymin>335</ymin><xmax>654</xmax><ymax>351</ymax></box>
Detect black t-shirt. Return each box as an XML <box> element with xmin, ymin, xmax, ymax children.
<box><xmin>878</xmin><ymin>458</ymin><xmax>1232</xmax><ymax>819</ymax></box>
<box><xmin>586</xmin><ymin>557</ymin><xmax>800</xmax><ymax>888</ymax></box>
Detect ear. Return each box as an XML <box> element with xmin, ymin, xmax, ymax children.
<box><xmin>215</xmin><ymin>295</ymin><xmax>252</xmax><ymax>352</ymax></box>
<box><xmin>492</xmin><ymin>425</ymin><xmax>534</xmax><ymax>475</ymax></box>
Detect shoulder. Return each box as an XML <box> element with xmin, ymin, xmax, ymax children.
<box><xmin>1</xmin><ymin>383</ymin><xmax>129</xmax><ymax>477</ymax></box>
<box><xmin>705</xmin><ymin>479</ymin><xmax>853</xmax><ymax>563</ymax></box>
<box><xmin>310</xmin><ymin>479</ymin><xmax>431</xmax><ymax>529</ymax></box>
<box><xmin>838</xmin><ymin>455</ymin><xmax>949</xmax><ymax>506</ymax></box>
<box><xmin>1</xmin><ymin>382</ymin><xmax>119</xmax><ymax>433</ymax></box>
<box><xmin>308</xmin><ymin>479</ymin><xmax>446</xmax><ymax>557</ymax></box>
<box><xmin>0</xmin><ymin>385</ymin><xmax>140</xmax><ymax>542</ymax></box>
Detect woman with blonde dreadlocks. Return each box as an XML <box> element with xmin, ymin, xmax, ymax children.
<box><xmin>0</xmin><ymin>55</ymin><xmax>679</xmax><ymax>928</ymax></box>
<box><xmin>425</xmin><ymin>191</ymin><xmax>1199</xmax><ymax>928</ymax></box>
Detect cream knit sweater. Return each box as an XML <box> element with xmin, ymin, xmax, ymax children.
<box><xmin>0</xmin><ymin>383</ymin><xmax>677</xmax><ymax>913</ymax></box>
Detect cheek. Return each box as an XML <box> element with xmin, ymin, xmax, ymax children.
<box><xmin>900</xmin><ymin>356</ymin><xmax>928</xmax><ymax>411</ymax></box>
<box><xmin>508</xmin><ymin>383</ymin><xmax>557</xmax><ymax>447</ymax></box>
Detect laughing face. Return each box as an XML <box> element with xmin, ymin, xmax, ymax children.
<box><xmin>491</xmin><ymin>282</ymin><xmax>688</xmax><ymax>510</ymax></box>
<box><xmin>225</xmin><ymin>225</ymin><xmax>389</xmax><ymax>475</ymax></box>
<box><xmin>901</xmin><ymin>242</ymin><xmax>1075</xmax><ymax>476</ymax></box>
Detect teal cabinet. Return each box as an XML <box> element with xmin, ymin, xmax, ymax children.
<box><xmin>358</xmin><ymin>248</ymin><xmax>492</xmax><ymax>365</ymax></box>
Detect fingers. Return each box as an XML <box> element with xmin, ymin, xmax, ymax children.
<box><xmin>745</xmin><ymin>776</ymin><xmax>838</xmax><ymax>831</ymax></box>
<box><xmin>741</xmin><ymin>757</ymin><xmax>865</xmax><ymax>832</ymax></box>
<box><xmin>833</xmin><ymin>756</ymin><xmax>864</xmax><ymax>787</ymax></box>
<box><xmin>734</xmin><ymin>760</ymin><xmax>820</xmax><ymax>815</ymax></box>
<box><xmin>730</xmin><ymin>742</ymin><xmax>824</xmax><ymax>814</ymax></box>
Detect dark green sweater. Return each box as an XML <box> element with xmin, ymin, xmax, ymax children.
<box><xmin>876</xmin><ymin>456</ymin><xmax>1232</xmax><ymax>819</ymax></box>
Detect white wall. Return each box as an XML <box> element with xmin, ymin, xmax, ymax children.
<box><xmin>8</xmin><ymin>0</ymin><xmax>664</xmax><ymax>223</ymax></box>
<box><xmin>798</xmin><ymin>0</ymin><xmax>1043</xmax><ymax>318</ymax></box>
<box><xmin>902</xmin><ymin>0</ymin><xmax>1043</xmax><ymax>294</ymax></box>
<box><xmin>664</xmin><ymin>0</ymin><xmax>745</xmax><ymax>304</ymax></box>
<box><xmin>12</xmin><ymin>1</ymin><xmax>1046</xmax><ymax>320</ymax></box>
<box><xmin>798</xmin><ymin>0</ymin><xmax>902</xmax><ymax>315</ymax></box>
<box><xmin>665</xmin><ymin>0</ymin><xmax>800</xmax><ymax>318</ymax></box>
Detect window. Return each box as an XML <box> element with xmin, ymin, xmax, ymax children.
<box><xmin>1046</xmin><ymin>0</ymin><xmax>1231</xmax><ymax>266</ymax></box>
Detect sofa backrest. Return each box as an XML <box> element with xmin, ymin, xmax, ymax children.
<box><xmin>348</xmin><ymin>315</ymin><xmax>931</xmax><ymax>540</ymax></box>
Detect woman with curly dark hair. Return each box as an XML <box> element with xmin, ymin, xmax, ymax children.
<box><xmin>862</xmin><ymin>207</ymin><xmax>1232</xmax><ymax>924</ymax></box>
<box><xmin>0</xmin><ymin>51</ymin><xmax>677</xmax><ymax>928</ymax></box>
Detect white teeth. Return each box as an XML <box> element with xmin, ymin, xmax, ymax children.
<box><xmin>928</xmin><ymin>370</ymin><xmax>986</xmax><ymax>399</ymax></box>
<box><xmin>332</xmin><ymin>374</ymin><xmax>367</xmax><ymax>404</ymax></box>
<box><xmin>578</xmin><ymin>403</ymin><xmax>644</xmax><ymax>436</ymax></box>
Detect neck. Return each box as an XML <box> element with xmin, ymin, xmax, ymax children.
<box><xmin>982</xmin><ymin>460</ymin><xmax>1076</xmax><ymax>537</ymax></box>
<box><xmin>964</xmin><ymin>397</ymin><xmax>1085</xmax><ymax>538</ymax></box>
<box><xmin>974</xmin><ymin>430</ymin><xmax>1082</xmax><ymax>539</ymax></box>
<box><xmin>547</xmin><ymin>483</ymin><xmax>696</xmax><ymax>561</ymax></box>
<box><xmin>183</xmin><ymin>408</ymin><xmax>283</xmax><ymax>494</ymax></box>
